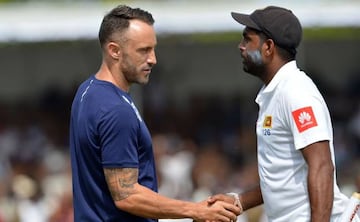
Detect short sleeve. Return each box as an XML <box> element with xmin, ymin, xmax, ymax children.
<box><xmin>98</xmin><ymin>105</ymin><xmax>139</xmax><ymax>168</ymax></box>
<box><xmin>282</xmin><ymin>91</ymin><xmax>332</xmax><ymax>150</ymax></box>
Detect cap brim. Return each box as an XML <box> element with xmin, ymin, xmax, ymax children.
<box><xmin>231</xmin><ymin>12</ymin><xmax>261</xmax><ymax>31</ymax></box>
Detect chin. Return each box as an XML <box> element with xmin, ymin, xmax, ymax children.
<box><xmin>243</xmin><ymin>66</ymin><xmax>250</xmax><ymax>74</ymax></box>
<box><xmin>139</xmin><ymin>78</ymin><xmax>150</xmax><ymax>85</ymax></box>
<box><xmin>145</xmin><ymin>75</ymin><xmax>150</xmax><ymax>82</ymax></box>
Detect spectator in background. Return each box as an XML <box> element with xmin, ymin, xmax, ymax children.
<box><xmin>209</xmin><ymin>6</ymin><xmax>353</xmax><ymax>222</ymax></box>
<box><xmin>69</xmin><ymin>4</ymin><xmax>240</xmax><ymax>222</ymax></box>
<box><xmin>355</xmin><ymin>169</ymin><xmax>360</xmax><ymax>193</ymax></box>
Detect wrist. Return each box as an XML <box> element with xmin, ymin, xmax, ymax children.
<box><xmin>226</xmin><ymin>192</ymin><xmax>243</xmax><ymax>213</ymax></box>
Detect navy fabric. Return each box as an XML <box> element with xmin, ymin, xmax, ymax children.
<box><xmin>70</xmin><ymin>76</ymin><xmax>158</xmax><ymax>222</ymax></box>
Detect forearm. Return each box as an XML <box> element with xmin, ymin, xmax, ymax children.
<box><xmin>104</xmin><ymin>168</ymin><xmax>197</xmax><ymax>219</ymax></box>
<box><xmin>104</xmin><ymin>167</ymin><xmax>238</xmax><ymax>221</ymax></box>
<box><xmin>116</xmin><ymin>183</ymin><xmax>197</xmax><ymax>219</ymax></box>
<box><xmin>308</xmin><ymin>162</ymin><xmax>334</xmax><ymax>222</ymax></box>
<box><xmin>239</xmin><ymin>184</ymin><xmax>263</xmax><ymax>211</ymax></box>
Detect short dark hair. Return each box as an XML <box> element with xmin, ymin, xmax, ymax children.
<box><xmin>276</xmin><ymin>46</ymin><xmax>295</xmax><ymax>62</ymax></box>
<box><xmin>98</xmin><ymin>5</ymin><xmax>154</xmax><ymax>48</ymax></box>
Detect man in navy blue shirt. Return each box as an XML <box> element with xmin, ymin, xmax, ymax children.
<box><xmin>69</xmin><ymin>5</ymin><xmax>240</xmax><ymax>222</ymax></box>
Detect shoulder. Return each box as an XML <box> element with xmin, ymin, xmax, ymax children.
<box><xmin>78</xmin><ymin>78</ymin><xmax>128</xmax><ymax>109</ymax></box>
<box><xmin>280</xmin><ymin>70</ymin><xmax>319</xmax><ymax>100</ymax></box>
<box><xmin>97</xmin><ymin>102</ymin><xmax>140</xmax><ymax>135</ymax></box>
<box><xmin>101</xmin><ymin>102</ymin><xmax>136</xmax><ymax>122</ymax></box>
<box><xmin>274</xmin><ymin>70</ymin><xmax>326</xmax><ymax>117</ymax></box>
<box><xmin>75</xmin><ymin>78</ymin><xmax>137</xmax><ymax>121</ymax></box>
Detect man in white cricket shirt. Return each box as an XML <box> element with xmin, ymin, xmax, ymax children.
<box><xmin>208</xmin><ymin>6</ymin><xmax>358</xmax><ymax>222</ymax></box>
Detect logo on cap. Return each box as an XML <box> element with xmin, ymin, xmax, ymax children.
<box><xmin>292</xmin><ymin>106</ymin><xmax>317</xmax><ymax>133</ymax></box>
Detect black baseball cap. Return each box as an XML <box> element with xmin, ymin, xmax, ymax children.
<box><xmin>231</xmin><ymin>6</ymin><xmax>302</xmax><ymax>54</ymax></box>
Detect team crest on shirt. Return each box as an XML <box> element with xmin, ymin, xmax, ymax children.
<box><xmin>263</xmin><ymin>115</ymin><xmax>272</xmax><ymax>128</ymax></box>
<box><xmin>262</xmin><ymin>115</ymin><xmax>272</xmax><ymax>136</ymax></box>
<box><xmin>292</xmin><ymin>106</ymin><xmax>318</xmax><ymax>133</ymax></box>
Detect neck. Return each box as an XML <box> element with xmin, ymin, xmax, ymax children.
<box><xmin>95</xmin><ymin>61</ymin><xmax>130</xmax><ymax>92</ymax></box>
<box><xmin>262</xmin><ymin>59</ymin><xmax>290</xmax><ymax>85</ymax></box>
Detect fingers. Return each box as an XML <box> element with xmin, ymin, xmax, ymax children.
<box><xmin>207</xmin><ymin>193</ymin><xmax>242</xmax><ymax>216</ymax></box>
<box><xmin>212</xmin><ymin>201</ymin><xmax>239</xmax><ymax>221</ymax></box>
<box><xmin>224</xmin><ymin>202</ymin><xmax>241</xmax><ymax>215</ymax></box>
<box><xmin>197</xmin><ymin>198</ymin><xmax>240</xmax><ymax>222</ymax></box>
<box><xmin>207</xmin><ymin>195</ymin><xmax>216</xmax><ymax>204</ymax></box>
<box><xmin>208</xmin><ymin>194</ymin><xmax>234</xmax><ymax>205</ymax></box>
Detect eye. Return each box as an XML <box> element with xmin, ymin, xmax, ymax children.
<box><xmin>242</xmin><ymin>36</ymin><xmax>250</xmax><ymax>44</ymax></box>
<box><xmin>242</xmin><ymin>33</ymin><xmax>251</xmax><ymax>42</ymax></box>
<box><xmin>139</xmin><ymin>47</ymin><xmax>152</xmax><ymax>54</ymax></box>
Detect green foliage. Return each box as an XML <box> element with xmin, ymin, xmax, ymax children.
<box><xmin>303</xmin><ymin>27</ymin><xmax>360</xmax><ymax>40</ymax></box>
<box><xmin>158</xmin><ymin>27</ymin><xmax>360</xmax><ymax>45</ymax></box>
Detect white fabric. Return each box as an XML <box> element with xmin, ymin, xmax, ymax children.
<box><xmin>255</xmin><ymin>61</ymin><xmax>349</xmax><ymax>222</ymax></box>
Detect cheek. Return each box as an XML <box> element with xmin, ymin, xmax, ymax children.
<box><xmin>133</xmin><ymin>54</ymin><xmax>147</xmax><ymax>66</ymax></box>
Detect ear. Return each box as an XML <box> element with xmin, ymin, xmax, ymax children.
<box><xmin>263</xmin><ymin>39</ymin><xmax>275</xmax><ymax>56</ymax></box>
<box><xmin>107</xmin><ymin>42</ymin><xmax>121</xmax><ymax>60</ymax></box>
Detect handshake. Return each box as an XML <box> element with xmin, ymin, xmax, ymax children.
<box><xmin>192</xmin><ymin>193</ymin><xmax>243</xmax><ymax>222</ymax></box>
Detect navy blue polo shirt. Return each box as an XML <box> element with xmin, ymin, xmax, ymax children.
<box><xmin>70</xmin><ymin>76</ymin><xmax>158</xmax><ymax>222</ymax></box>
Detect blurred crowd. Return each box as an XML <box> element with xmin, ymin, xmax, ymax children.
<box><xmin>0</xmin><ymin>73</ymin><xmax>359</xmax><ymax>222</ymax></box>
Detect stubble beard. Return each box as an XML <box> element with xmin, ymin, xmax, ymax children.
<box><xmin>243</xmin><ymin>49</ymin><xmax>265</xmax><ymax>78</ymax></box>
<box><xmin>121</xmin><ymin>54</ymin><xmax>149</xmax><ymax>85</ymax></box>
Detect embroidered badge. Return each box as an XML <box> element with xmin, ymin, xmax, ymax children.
<box><xmin>292</xmin><ymin>106</ymin><xmax>318</xmax><ymax>133</ymax></box>
<box><xmin>263</xmin><ymin>115</ymin><xmax>272</xmax><ymax>128</ymax></box>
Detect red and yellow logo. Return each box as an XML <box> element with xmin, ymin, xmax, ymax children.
<box><xmin>292</xmin><ymin>106</ymin><xmax>318</xmax><ymax>133</ymax></box>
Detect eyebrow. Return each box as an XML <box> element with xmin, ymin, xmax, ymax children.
<box><xmin>242</xmin><ymin>28</ymin><xmax>252</xmax><ymax>37</ymax></box>
<box><xmin>243</xmin><ymin>28</ymin><xmax>261</xmax><ymax>40</ymax></box>
<box><xmin>242</xmin><ymin>30</ymin><xmax>251</xmax><ymax>39</ymax></box>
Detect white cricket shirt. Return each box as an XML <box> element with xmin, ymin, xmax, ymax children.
<box><xmin>255</xmin><ymin>61</ymin><xmax>349</xmax><ymax>222</ymax></box>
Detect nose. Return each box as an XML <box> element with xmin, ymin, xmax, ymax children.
<box><xmin>148</xmin><ymin>49</ymin><xmax>157</xmax><ymax>66</ymax></box>
<box><xmin>238</xmin><ymin>41</ymin><xmax>246</xmax><ymax>52</ymax></box>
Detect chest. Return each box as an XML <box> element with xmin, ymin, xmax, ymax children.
<box><xmin>256</xmin><ymin>93</ymin><xmax>293</xmax><ymax>150</ymax></box>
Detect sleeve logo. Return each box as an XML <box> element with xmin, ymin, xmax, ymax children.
<box><xmin>291</xmin><ymin>106</ymin><xmax>318</xmax><ymax>133</ymax></box>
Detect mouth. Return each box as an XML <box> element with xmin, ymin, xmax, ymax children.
<box><xmin>242</xmin><ymin>52</ymin><xmax>249</xmax><ymax>60</ymax></box>
<box><xmin>143</xmin><ymin>67</ymin><xmax>152</xmax><ymax>74</ymax></box>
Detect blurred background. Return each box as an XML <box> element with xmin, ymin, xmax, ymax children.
<box><xmin>0</xmin><ymin>0</ymin><xmax>359</xmax><ymax>221</ymax></box>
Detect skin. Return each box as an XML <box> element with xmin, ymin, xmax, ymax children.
<box><xmin>98</xmin><ymin>19</ymin><xmax>240</xmax><ymax>221</ymax></box>
<box><xmin>104</xmin><ymin>167</ymin><xmax>239</xmax><ymax>221</ymax></box>
<box><xmin>301</xmin><ymin>141</ymin><xmax>334</xmax><ymax>222</ymax></box>
<box><xmin>96</xmin><ymin>19</ymin><xmax>157</xmax><ymax>92</ymax></box>
<box><xmin>239</xmin><ymin>27</ymin><xmax>279</xmax><ymax>84</ymax></box>
<box><xmin>209</xmin><ymin>27</ymin><xmax>335</xmax><ymax>222</ymax></box>
<box><xmin>356</xmin><ymin>174</ymin><xmax>360</xmax><ymax>192</ymax></box>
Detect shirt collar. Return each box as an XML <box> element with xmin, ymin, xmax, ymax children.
<box><xmin>255</xmin><ymin>60</ymin><xmax>298</xmax><ymax>104</ymax></box>
<box><xmin>262</xmin><ymin>60</ymin><xmax>298</xmax><ymax>94</ymax></box>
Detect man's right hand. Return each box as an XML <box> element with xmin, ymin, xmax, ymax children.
<box><xmin>193</xmin><ymin>199</ymin><xmax>241</xmax><ymax>222</ymax></box>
